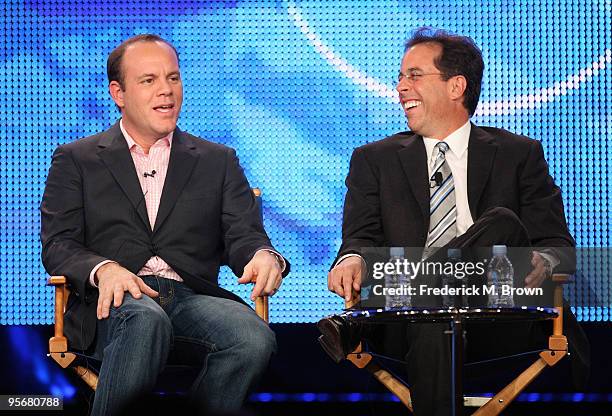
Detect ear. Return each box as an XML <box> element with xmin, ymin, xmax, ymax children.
<box><xmin>109</xmin><ymin>81</ymin><xmax>125</xmax><ymax>109</ymax></box>
<box><xmin>448</xmin><ymin>75</ymin><xmax>467</xmax><ymax>101</ymax></box>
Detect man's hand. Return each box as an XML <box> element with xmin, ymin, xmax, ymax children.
<box><xmin>238</xmin><ymin>250</ymin><xmax>283</xmax><ymax>301</ymax></box>
<box><xmin>524</xmin><ymin>251</ymin><xmax>552</xmax><ymax>288</ymax></box>
<box><xmin>95</xmin><ymin>262</ymin><xmax>159</xmax><ymax>319</ymax></box>
<box><xmin>328</xmin><ymin>256</ymin><xmax>362</xmax><ymax>302</ymax></box>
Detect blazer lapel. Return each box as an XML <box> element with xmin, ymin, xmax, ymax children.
<box><xmin>467</xmin><ymin>124</ymin><xmax>498</xmax><ymax>219</ymax></box>
<box><xmin>153</xmin><ymin>128</ymin><xmax>198</xmax><ymax>234</ymax></box>
<box><xmin>97</xmin><ymin>123</ymin><xmax>152</xmax><ymax>233</ymax></box>
<box><xmin>397</xmin><ymin>134</ymin><xmax>430</xmax><ymax>230</ymax></box>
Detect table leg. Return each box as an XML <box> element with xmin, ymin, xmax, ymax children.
<box><xmin>450</xmin><ymin>316</ymin><xmax>464</xmax><ymax>416</ymax></box>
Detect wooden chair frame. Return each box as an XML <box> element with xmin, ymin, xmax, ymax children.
<box><xmin>343</xmin><ymin>274</ymin><xmax>570</xmax><ymax>415</ymax></box>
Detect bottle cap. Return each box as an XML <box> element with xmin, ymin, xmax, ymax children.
<box><xmin>492</xmin><ymin>245</ymin><xmax>507</xmax><ymax>256</ymax></box>
<box><xmin>447</xmin><ymin>248</ymin><xmax>461</xmax><ymax>259</ymax></box>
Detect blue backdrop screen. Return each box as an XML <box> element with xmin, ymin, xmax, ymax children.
<box><xmin>1</xmin><ymin>0</ymin><xmax>610</xmax><ymax>324</ymax></box>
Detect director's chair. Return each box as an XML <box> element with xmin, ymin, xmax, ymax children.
<box><xmin>338</xmin><ymin>274</ymin><xmax>571</xmax><ymax>415</ymax></box>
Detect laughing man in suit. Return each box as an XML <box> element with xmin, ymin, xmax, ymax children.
<box><xmin>41</xmin><ymin>34</ymin><xmax>289</xmax><ymax>416</ymax></box>
<box><xmin>318</xmin><ymin>27</ymin><xmax>588</xmax><ymax>415</ymax></box>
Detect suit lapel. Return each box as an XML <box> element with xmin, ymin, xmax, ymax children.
<box><xmin>467</xmin><ymin>124</ymin><xmax>498</xmax><ymax>219</ymax></box>
<box><xmin>97</xmin><ymin>123</ymin><xmax>152</xmax><ymax>233</ymax></box>
<box><xmin>397</xmin><ymin>134</ymin><xmax>430</xmax><ymax>230</ymax></box>
<box><xmin>153</xmin><ymin>128</ymin><xmax>198</xmax><ymax>234</ymax></box>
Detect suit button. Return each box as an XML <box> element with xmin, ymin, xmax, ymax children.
<box><xmin>152</xmin><ymin>244</ymin><xmax>158</xmax><ymax>254</ymax></box>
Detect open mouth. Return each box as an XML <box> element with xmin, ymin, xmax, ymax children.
<box><xmin>403</xmin><ymin>100</ymin><xmax>422</xmax><ymax>111</ymax></box>
<box><xmin>153</xmin><ymin>104</ymin><xmax>175</xmax><ymax>113</ymax></box>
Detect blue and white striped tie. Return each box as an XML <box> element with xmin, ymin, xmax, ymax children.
<box><xmin>426</xmin><ymin>142</ymin><xmax>457</xmax><ymax>248</ymax></box>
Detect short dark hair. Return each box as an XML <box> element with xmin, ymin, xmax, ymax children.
<box><xmin>405</xmin><ymin>27</ymin><xmax>484</xmax><ymax>116</ymax></box>
<box><xmin>107</xmin><ymin>34</ymin><xmax>179</xmax><ymax>89</ymax></box>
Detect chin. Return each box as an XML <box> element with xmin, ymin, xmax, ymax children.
<box><xmin>407</xmin><ymin>120</ymin><xmax>420</xmax><ymax>133</ymax></box>
<box><xmin>156</xmin><ymin>123</ymin><xmax>177</xmax><ymax>135</ymax></box>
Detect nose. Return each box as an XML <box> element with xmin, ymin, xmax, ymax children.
<box><xmin>395</xmin><ymin>77</ymin><xmax>412</xmax><ymax>94</ymax></box>
<box><xmin>157</xmin><ymin>78</ymin><xmax>173</xmax><ymax>96</ymax></box>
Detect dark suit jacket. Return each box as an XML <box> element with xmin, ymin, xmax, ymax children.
<box><xmin>41</xmin><ymin>122</ymin><xmax>289</xmax><ymax>351</ymax></box>
<box><xmin>335</xmin><ymin>123</ymin><xmax>589</xmax><ymax>387</ymax></box>
<box><xmin>337</xmin><ymin>124</ymin><xmax>574</xmax><ymax>259</ymax></box>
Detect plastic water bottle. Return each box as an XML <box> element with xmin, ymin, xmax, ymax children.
<box><xmin>385</xmin><ymin>247</ymin><xmax>411</xmax><ymax>308</ymax></box>
<box><xmin>486</xmin><ymin>245</ymin><xmax>515</xmax><ymax>307</ymax></box>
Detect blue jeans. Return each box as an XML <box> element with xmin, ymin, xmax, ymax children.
<box><xmin>90</xmin><ymin>276</ymin><xmax>276</xmax><ymax>416</ymax></box>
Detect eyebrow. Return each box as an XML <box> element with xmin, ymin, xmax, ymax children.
<box><xmin>136</xmin><ymin>71</ymin><xmax>181</xmax><ymax>80</ymax></box>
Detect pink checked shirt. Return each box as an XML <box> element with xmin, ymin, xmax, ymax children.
<box><xmin>89</xmin><ymin>120</ymin><xmax>182</xmax><ymax>285</ymax></box>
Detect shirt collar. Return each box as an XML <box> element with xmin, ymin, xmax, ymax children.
<box><xmin>423</xmin><ymin>120</ymin><xmax>471</xmax><ymax>161</ymax></box>
<box><xmin>119</xmin><ymin>119</ymin><xmax>173</xmax><ymax>152</ymax></box>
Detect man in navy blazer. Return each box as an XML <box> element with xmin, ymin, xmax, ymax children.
<box><xmin>320</xmin><ymin>28</ymin><xmax>588</xmax><ymax>415</ymax></box>
<box><xmin>41</xmin><ymin>34</ymin><xmax>289</xmax><ymax>415</ymax></box>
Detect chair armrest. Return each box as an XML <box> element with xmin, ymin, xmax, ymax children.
<box><xmin>47</xmin><ymin>276</ymin><xmax>67</xmax><ymax>285</ymax></box>
<box><xmin>551</xmin><ymin>273</ymin><xmax>572</xmax><ymax>338</ymax></box>
<box><xmin>250</xmin><ymin>276</ymin><xmax>269</xmax><ymax>323</ymax></box>
<box><xmin>551</xmin><ymin>273</ymin><xmax>571</xmax><ymax>284</ymax></box>
<box><xmin>345</xmin><ymin>292</ymin><xmax>361</xmax><ymax>309</ymax></box>
<box><xmin>46</xmin><ymin>277</ymin><xmax>83</xmax><ymax>371</ymax></box>
<box><xmin>255</xmin><ymin>296</ymin><xmax>269</xmax><ymax>323</ymax></box>
<box><xmin>551</xmin><ymin>273</ymin><xmax>571</xmax><ymax>307</ymax></box>
<box><xmin>250</xmin><ymin>187</ymin><xmax>269</xmax><ymax>322</ymax></box>
<box><xmin>46</xmin><ymin>276</ymin><xmax>68</xmax><ymax>353</ymax></box>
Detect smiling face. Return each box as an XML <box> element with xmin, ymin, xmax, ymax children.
<box><xmin>396</xmin><ymin>42</ymin><xmax>468</xmax><ymax>139</ymax></box>
<box><xmin>109</xmin><ymin>41</ymin><xmax>183</xmax><ymax>146</ymax></box>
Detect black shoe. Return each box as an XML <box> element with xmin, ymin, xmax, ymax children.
<box><xmin>317</xmin><ymin>315</ymin><xmax>363</xmax><ymax>363</ymax></box>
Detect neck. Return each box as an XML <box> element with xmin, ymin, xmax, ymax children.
<box><xmin>121</xmin><ymin>121</ymin><xmax>164</xmax><ymax>155</ymax></box>
<box><xmin>426</xmin><ymin>115</ymin><xmax>470</xmax><ymax>140</ymax></box>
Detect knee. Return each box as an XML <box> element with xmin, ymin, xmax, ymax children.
<box><xmin>483</xmin><ymin>206</ymin><xmax>525</xmax><ymax>231</ymax></box>
<box><xmin>114</xmin><ymin>296</ymin><xmax>172</xmax><ymax>343</ymax></box>
<box><xmin>234</xmin><ymin>321</ymin><xmax>277</xmax><ymax>365</ymax></box>
<box><xmin>141</xmin><ymin>307</ymin><xmax>172</xmax><ymax>343</ymax></box>
<box><xmin>483</xmin><ymin>206</ymin><xmax>531</xmax><ymax>246</ymax></box>
<box><xmin>485</xmin><ymin>207</ymin><xmax>520</xmax><ymax>224</ymax></box>
<box><xmin>251</xmin><ymin>324</ymin><xmax>277</xmax><ymax>360</ymax></box>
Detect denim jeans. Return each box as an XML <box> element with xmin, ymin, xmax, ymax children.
<box><xmin>90</xmin><ymin>275</ymin><xmax>276</xmax><ymax>416</ymax></box>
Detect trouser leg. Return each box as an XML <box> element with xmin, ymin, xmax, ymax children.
<box><xmin>167</xmin><ymin>286</ymin><xmax>276</xmax><ymax>412</ymax></box>
<box><xmin>90</xmin><ymin>293</ymin><xmax>172</xmax><ymax>416</ymax></box>
<box><xmin>450</xmin><ymin>206</ymin><xmax>530</xmax><ymax>248</ymax></box>
<box><xmin>405</xmin><ymin>206</ymin><xmax>530</xmax><ymax>415</ymax></box>
<box><xmin>404</xmin><ymin>322</ymin><xmax>451</xmax><ymax>416</ymax></box>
